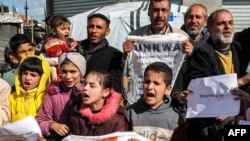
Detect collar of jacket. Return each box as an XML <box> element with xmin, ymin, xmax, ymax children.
<box><xmin>20</xmin><ymin>87</ymin><xmax>38</xmax><ymax>98</ymax></box>
<box><xmin>81</xmin><ymin>39</ymin><xmax>108</xmax><ymax>55</ymax></box>
<box><xmin>79</xmin><ymin>90</ymin><xmax>121</xmax><ymax>124</ymax></box>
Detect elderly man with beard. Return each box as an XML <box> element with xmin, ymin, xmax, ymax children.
<box><xmin>185</xmin><ymin>9</ymin><xmax>243</xmax><ymax>141</ymax></box>
<box><xmin>181</xmin><ymin>3</ymin><xmax>210</xmax><ymax>48</ymax></box>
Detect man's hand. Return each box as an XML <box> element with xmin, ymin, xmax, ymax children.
<box><xmin>175</xmin><ymin>89</ymin><xmax>193</xmax><ymax>104</ymax></box>
<box><xmin>181</xmin><ymin>40</ymin><xmax>194</xmax><ymax>57</ymax></box>
<box><xmin>123</xmin><ymin>40</ymin><xmax>135</xmax><ymax>59</ymax></box>
<box><xmin>231</xmin><ymin>88</ymin><xmax>250</xmax><ymax>110</ymax></box>
<box><xmin>238</xmin><ymin>73</ymin><xmax>250</xmax><ymax>87</ymax></box>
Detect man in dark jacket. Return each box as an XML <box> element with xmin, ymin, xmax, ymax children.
<box><xmin>122</xmin><ymin>0</ymin><xmax>193</xmax><ymax>106</ymax></box>
<box><xmin>185</xmin><ymin>9</ymin><xmax>242</xmax><ymax>141</ymax></box>
<box><xmin>77</xmin><ymin>13</ymin><xmax>123</xmax><ymax>93</ymax></box>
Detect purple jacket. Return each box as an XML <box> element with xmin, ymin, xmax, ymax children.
<box><xmin>35</xmin><ymin>81</ymin><xmax>83</xmax><ymax>137</ymax></box>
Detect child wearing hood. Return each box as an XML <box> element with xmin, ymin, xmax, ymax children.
<box><xmin>67</xmin><ymin>70</ymin><xmax>130</xmax><ymax>135</ymax></box>
<box><xmin>9</xmin><ymin>55</ymin><xmax>51</xmax><ymax>122</ymax></box>
<box><xmin>36</xmin><ymin>52</ymin><xmax>86</xmax><ymax>140</ymax></box>
<box><xmin>126</xmin><ymin>62</ymin><xmax>186</xmax><ymax>141</ymax></box>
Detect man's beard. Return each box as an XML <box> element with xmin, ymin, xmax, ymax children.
<box><xmin>151</xmin><ymin>18</ymin><xmax>167</xmax><ymax>33</ymax></box>
<box><xmin>186</xmin><ymin>25</ymin><xmax>203</xmax><ymax>37</ymax></box>
<box><xmin>212</xmin><ymin>31</ymin><xmax>233</xmax><ymax>46</ymax></box>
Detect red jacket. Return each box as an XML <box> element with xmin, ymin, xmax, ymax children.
<box><xmin>68</xmin><ymin>90</ymin><xmax>131</xmax><ymax>135</ymax></box>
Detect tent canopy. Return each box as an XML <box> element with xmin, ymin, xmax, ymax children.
<box><xmin>69</xmin><ymin>1</ymin><xmax>188</xmax><ymax>51</ymax></box>
<box><xmin>0</xmin><ymin>16</ymin><xmax>23</xmax><ymax>23</ymax></box>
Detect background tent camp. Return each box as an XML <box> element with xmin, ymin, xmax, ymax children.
<box><xmin>69</xmin><ymin>1</ymin><xmax>188</xmax><ymax>51</ymax></box>
<box><xmin>0</xmin><ymin>16</ymin><xmax>23</xmax><ymax>62</ymax></box>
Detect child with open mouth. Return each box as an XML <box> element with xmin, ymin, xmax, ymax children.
<box><xmin>67</xmin><ymin>70</ymin><xmax>130</xmax><ymax>135</ymax></box>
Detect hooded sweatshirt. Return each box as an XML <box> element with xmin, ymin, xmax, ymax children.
<box><xmin>9</xmin><ymin>55</ymin><xmax>50</xmax><ymax>122</ymax></box>
<box><xmin>68</xmin><ymin>90</ymin><xmax>130</xmax><ymax>136</ymax></box>
<box><xmin>126</xmin><ymin>96</ymin><xmax>186</xmax><ymax>141</ymax></box>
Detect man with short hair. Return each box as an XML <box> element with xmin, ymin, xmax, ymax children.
<box><xmin>182</xmin><ymin>3</ymin><xmax>209</xmax><ymax>48</ymax></box>
<box><xmin>77</xmin><ymin>13</ymin><xmax>123</xmax><ymax>93</ymax></box>
<box><xmin>185</xmin><ymin>9</ymin><xmax>242</xmax><ymax>141</ymax></box>
<box><xmin>122</xmin><ymin>0</ymin><xmax>193</xmax><ymax>105</ymax></box>
<box><xmin>128</xmin><ymin>0</ymin><xmax>187</xmax><ymax>36</ymax></box>
<box><xmin>172</xmin><ymin>4</ymin><xmax>210</xmax><ymax>113</ymax></box>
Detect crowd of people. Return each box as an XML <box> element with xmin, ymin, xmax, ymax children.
<box><xmin>1</xmin><ymin>0</ymin><xmax>250</xmax><ymax>141</ymax></box>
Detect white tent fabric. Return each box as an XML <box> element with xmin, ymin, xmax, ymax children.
<box><xmin>0</xmin><ymin>16</ymin><xmax>23</xmax><ymax>23</ymax></box>
<box><xmin>69</xmin><ymin>1</ymin><xmax>188</xmax><ymax>51</ymax></box>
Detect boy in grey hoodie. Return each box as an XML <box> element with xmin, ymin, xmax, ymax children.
<box><xmin>126</xmin><ymin>62</ymin><xmax>186</xmax><ymax>141</ymax></box>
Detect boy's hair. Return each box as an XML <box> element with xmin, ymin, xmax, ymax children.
<box><xmin>19</xmin><ymin>57</ymin><xmax>43</xmax><ymax>76</ymax></box>
<box><xmin>50</xmin><ymin>15</ymin><xmax>71</xmax><ymax>29</ymax></box>
<box><xmin>86</xmin><ymin>70</ymin><xmax>112</xmax><ymax>89</ymax></box>
<box><xmin>144</xmin><ymin>62</ymin><xmax>172</xmax><ymax>85</ymax></box>
<box><xmin>9</xmin><ymin>34</ymin><xmax>33</xmax><ymax>53</ymax></box>
<box><xmin>88</xmin><ymin>13</ymin><xmax>110</xmax><ymax>28</ymax></box>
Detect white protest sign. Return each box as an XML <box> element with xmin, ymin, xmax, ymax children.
<box><xmin>239</xmin><ymin>120</ymin><xmax>250</xmax><ymax>125</ymax></box>
<box><xmin>186</xmin><ymin>74</ymin><xmax>240</xmax><ymax>118</ymax></box>
<box><xmin>133</xmin><ymin>126</ymin><xmax>174</xmax><ymax>141</ymax></box>
<box><xmin>62</xmin><ymin>132</ymin><xmax>149</xmax><ymax>141</ymax></box>
<box><xmin>0</xmin><ymin>115</ymin><xmax>42</xmax><ymax>141</ymax></box>
<box><xmin>125</xmin><ymin>33</ymin><xmax>187</xmax><ymax>103</ymax></box>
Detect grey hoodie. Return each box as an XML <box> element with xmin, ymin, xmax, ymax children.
<box><xmin>126</xmin><ymin>96</ymin><xmax>184</xmax><ymax>141</ymax></box>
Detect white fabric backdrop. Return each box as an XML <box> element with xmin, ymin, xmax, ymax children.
<box><xmin>69</xmin><ymin>2</ymin><xmax>188</xmax><ymax>51</ymax></box>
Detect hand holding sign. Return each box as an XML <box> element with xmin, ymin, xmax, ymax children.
<box><xmin>186</xmin><ymin>74</ymin><xmax>240</xmax><ymax>118</ymax></box>
<box><xmin>181</xmin><ymin>40</ymin><xmax>193</xmax><ymax>57</ymax></box>
<box><xmin>123</xmin><ymin>40</ymin><xmax>136</xmax><ymax>57</ymax></box>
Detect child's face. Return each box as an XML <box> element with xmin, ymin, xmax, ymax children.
<box><xmin>53</xmin><ymin>22</ymin><xmax>70</xmax><ymax>41</ymax></box>
<box><xmin>16</xmin><ymin>43</ymin><xmax>35</xmax><ymax>61</ymax></box>
<box><xmin>60</xmin><ymin>62</ymin><xmax>81</xmax><ymax>88</ymax></box>
<box><xmin>21</xmin><ymin>71</ymin><xmax>41</xmax><ymax>91</ymax></box>
<box><xmin>143</xmin><ymin>70</ymin><xmax>171</xmax><ymax>109</ymax></box>
<box><xmin>82</xmin><ymin>73</ymin><xmax>110</xmax><ymax>111</ymax></box>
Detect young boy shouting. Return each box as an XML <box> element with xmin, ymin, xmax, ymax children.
<box><xmin>9</xmin><ymin>55</ymin><xmax>50</xmax><ymax>122</ymax></box>
<box><xmin>126</xmin><ymin>62</ymin><xmax>186</xmax><ymax>141</ymax></box>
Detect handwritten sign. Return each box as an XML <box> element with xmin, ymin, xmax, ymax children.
<box><xmin>186</xmin><ymin>74</ymin><xmax>240</xmax><ymax>118</ymax></box>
